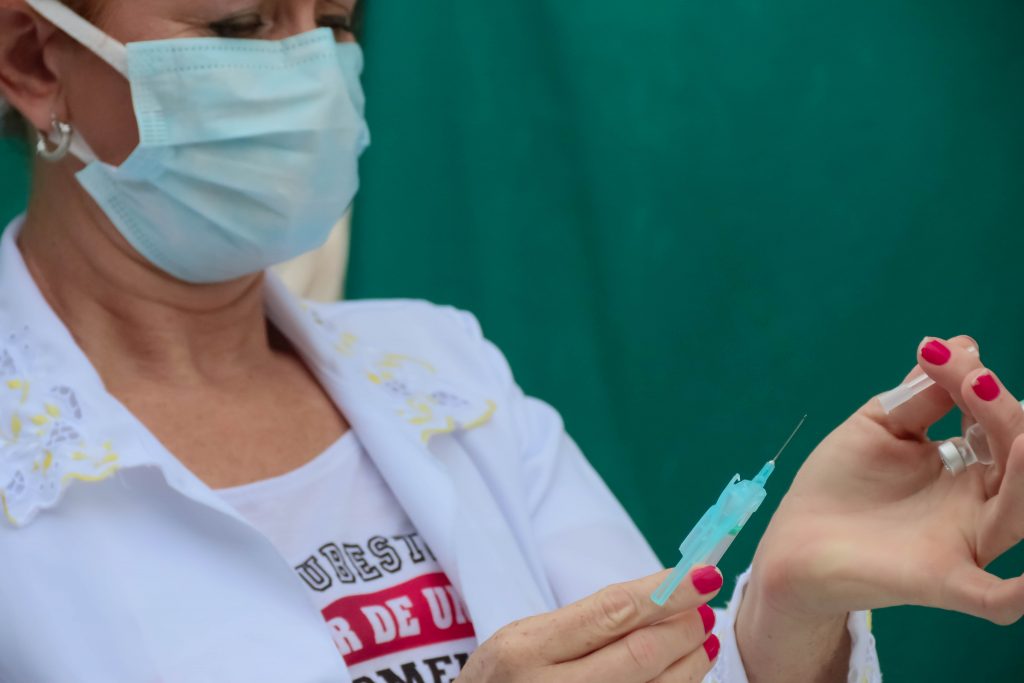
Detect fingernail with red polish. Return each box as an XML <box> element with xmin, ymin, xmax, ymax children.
<box><xmin>698</xmin><ymin>604</ymin><xmax>715</xmax><ymax>634</ymax></box>
<box><xmin>692</xmin><ymin>566</ymin><xmax>723</xmax><ymax>595</ymax></box>
<box><xmin>921</xmin><ymin>339</ymin><xmax>951</xmax><ymax>366</ymax></box>
<box><xmin>973</xmin><ymin>373</ymin><xmax>1000</xmax><ymax>401</ymax></box>
<box><xmin>703</xmin><ymin>634</ymin><xmax>721</xmax><ymax>661</ymax></box>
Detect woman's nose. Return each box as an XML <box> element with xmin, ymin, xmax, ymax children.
<box><xmin>273</xmin><ymin>13</ymin><xmax>320</xmax><ymax>40</ymax></box>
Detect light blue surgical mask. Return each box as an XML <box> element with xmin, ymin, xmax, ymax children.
<box><xmin>26</xmin><ymin>0</ymin><xmax>370</xmax><ymax>284</ymax></box>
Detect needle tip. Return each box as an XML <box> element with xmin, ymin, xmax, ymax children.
<box><xmin>771</xmin><ymin>414</ymin><xmax>808</xmax><ymax>463</ymax></box>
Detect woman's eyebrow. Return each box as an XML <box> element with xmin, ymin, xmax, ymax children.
<box><xmin>171</xmin><ymin>2</ymin><xmax>261</xmax><ymax>26</ymax></box>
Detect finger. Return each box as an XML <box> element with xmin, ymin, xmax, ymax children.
<box><xmin>536</xmin><ymin>566</ymin><xmax>724</xmax><ymax>663</ymax></box>
<box><xmin>915</xmin><ymin>336</ymin><xmax>983</xmax><ymax>416</ymax></box>
<box><xmin>958</xmin><ymin>368</ymin><xmax>1024</xmax><ymax>474</ymax></box>
<box><xmin>939</xmin><ymin>562</ymin><xmax>1024</xmax><ymax>626</ymax></box>
<box><xmin>651</xmin><ymin>634</ymin><xmax>720</xmax><ymax>683</ymax></box>
<box><xmin>978</xmin><ymin>434</ymin><xmax>1024</xmax><ymax>564</ymax></box>
<box><xmin>874</xmin><ymin>336</ymin><xmax>977</xmax><ymax>437</ymax></box>
<box><xmin>562</xmin><ymin>608</ymin><xmax>712</xmax><ymax>683</ymax></box>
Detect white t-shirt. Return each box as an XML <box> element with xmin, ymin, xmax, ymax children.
<box><xmin>217</xmin><ymin>431</ymin><xmax>478</xmax><ymax>683</ymax></box>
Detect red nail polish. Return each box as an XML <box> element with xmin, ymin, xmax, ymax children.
<box><xmin>973</xmin><ymin>374</ymin><xmax>1000</xmax><ymax>401</ymax></box>
<box><xmin>921</xmin><ymin>340</ymin><xmax>951</xmax><ymax>366</ymax></box>
<box><xmin>698</xmin><ymin>604</ymin><xmax>715</xmax><ymax>634</ymax></box>
<box><xmin>692</xmin><ymin>567</ymin><xmax>723</xmax><ymax>595</ymax></box>
<box><xmin>703</xmin><ymin>634</ymin><xmax>721</xmax><ymax>661</ymax></box>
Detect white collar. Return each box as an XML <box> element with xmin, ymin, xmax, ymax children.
<box><xmin>0</xmin><ymin>216</ymin><xmax>496</xmax><ymax>524</ymax></box>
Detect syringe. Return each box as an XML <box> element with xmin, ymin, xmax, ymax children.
<box><xmin>651</xmin><ymin>416</ymin><xmax>807</xmax><ymax>606</ymax></box>
<box><xmin>878</xmin><ymin>345</ymin><xmax>978</xmax><ymax>414</ymax></box>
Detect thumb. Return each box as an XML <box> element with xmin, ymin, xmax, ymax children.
<box><xmin>939</xmin><ymin>562</ymin><xmax>1024</xmax><ymax>626</ymax></box>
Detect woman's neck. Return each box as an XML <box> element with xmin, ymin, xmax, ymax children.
<box><xmin>16</xmin><ymin>161</ymin><xmax>277</xmax><ymax>389</ymax></box>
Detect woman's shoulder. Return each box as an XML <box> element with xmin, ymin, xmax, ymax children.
<box><xmin>309</xmin><ymin>297</ymin><xmax>486</xmax><ymax>340</ymax></box>
<box><xmin>306</xmin><ymin>297</ymin><xmax>514</xmax><ymax>392</ymax></box>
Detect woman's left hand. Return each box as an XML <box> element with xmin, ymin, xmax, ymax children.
<box><xmin>737</xmin><ymin>336</ymin><xmax>1024</xmax><ymax>682</ymax></box>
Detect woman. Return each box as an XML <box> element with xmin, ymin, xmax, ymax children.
<box><xmin>0</xmin><ymin>1</ymin><xmax>1022</xmax><ymax>681</ymax></box>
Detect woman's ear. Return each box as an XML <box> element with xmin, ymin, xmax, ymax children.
<box><xmin>0</xmin><ymin>3</ymin><xmax>65</xmax><ymax>133</ymax></box>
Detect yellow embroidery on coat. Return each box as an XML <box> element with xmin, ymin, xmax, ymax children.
<box><xmin>61</xmin><ymin>466</ymin><xmax>119</xmax><ymax>486</ymax></box>
<box><xmin>0</xmin><ymin>492</ymin><xmax>19</xmax><ymax>527</ymax></box>
<box><xmin>335</xmin><ymin>333</ymin><xmax>358</xmax><ymax>356</ymax></box>
<box><xmin>463</xmin><ymin>400</ymin><xmax>498</xmax><ymax>431</ymax></box>
<box><xmin>335</xmin><ymin>331</ymin><xmax>497</xmax><ymax>443</ymax></box>
<box><xmin>421</xmin><ymin>417</ymin><xmax>457</xmax><ymax>443</ymax></box>
<box><xmin>405</xmin><ymin>398</ymin><xmax>435</xmax><ymax>425</ymax></box>
<box><xmin>379</xmin><ymin>354</ymin><xmax>436</xmax><ymax>373</ymax></box>
<box><xmin>1</xmin><ymin>339</ymin><xmax>123</xmax><ymax>526</ymax></box>
<box><xmin>5</xmin><ymin>379</ymin><xmax>29</xmax><ymax>404</ymax></box>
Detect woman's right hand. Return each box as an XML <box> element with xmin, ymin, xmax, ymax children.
<box><xmin>456</xmin><ymin>567</ymin><xmax>722</xmax><ymax>683</ymax></box>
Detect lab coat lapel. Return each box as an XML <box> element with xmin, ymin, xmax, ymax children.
<box><xmin>264</xmin><ymin>277</ymin><xmax>461</xmax><ymax>583</ymax></box>
<box><xmin>265</xmin><ymin>277</ymin><xmax>553</xmax><ymax>639</ymax></box>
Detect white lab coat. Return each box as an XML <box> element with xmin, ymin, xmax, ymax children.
<box><xmin>0</xmin><ymin>217</ymin><xmax>881</xmax><ymax>682</ymax></box>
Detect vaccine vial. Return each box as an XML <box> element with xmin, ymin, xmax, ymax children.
<box><xmin>938</xmin><ymin>423</ymin><xmax>994</xmax><ymax>475</ymax></box>
<box><xmin>938</xmin><ymin>400</ymin><xmax>1024</xmax><ymax>476</ymax></box>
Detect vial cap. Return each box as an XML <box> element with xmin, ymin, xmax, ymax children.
<box><xmin>939</xmin><ymin>440</ymin><xmax>967</xmax><ymax>476</ymax></box>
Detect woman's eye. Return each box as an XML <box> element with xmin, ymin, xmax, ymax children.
<box><xmin>209</xmin><ymin>14</ymin><xmax>269</xmax><ymax>39</ymax></box>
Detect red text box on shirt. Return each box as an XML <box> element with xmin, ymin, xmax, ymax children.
<box><xmin>322</xmin><ymin>572</ymin><xmax>476</xmax><ymax>666</ymax></box>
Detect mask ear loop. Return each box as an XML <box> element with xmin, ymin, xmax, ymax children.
<box><xmin>25</xmin><ymin>0</ymin><xmax>127</xmax><ymax>164</ymax></box>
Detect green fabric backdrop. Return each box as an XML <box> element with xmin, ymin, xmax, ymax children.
<box><xmin>346</xmin><ymin>1</ymin><xmax>1024</xmax><ymax>679</ymax></box>
<box><xmin>0</xmin><ymin>139</ymin><xmax>27</xmax><ymax>224</ymax></box>
<box><xmin>2</xmin><ymin>0</ymin><xmax>1023</xmax><ymax>679</ymax></box>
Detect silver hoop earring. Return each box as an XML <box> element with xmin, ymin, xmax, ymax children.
<box><xmin>36</xmin><ymin>115</ymin><xmax>73</xmax><ymax>162</ymax></box>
